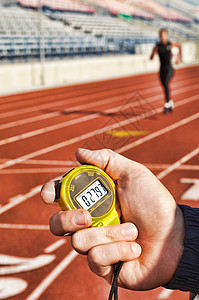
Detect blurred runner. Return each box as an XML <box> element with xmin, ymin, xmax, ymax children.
<box><xmin>150</xmin><ymin>28</ymin><xmax>181</xmax><ymax>114</ymax></box>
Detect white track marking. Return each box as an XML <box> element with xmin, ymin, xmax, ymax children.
<box><xmin>0</xmin><ymin>159</ymin><xmax>78</xmax><ymax>166</ymax></box>
<box><xmin>180</xmin><ymin>178</ymin><xmax>199</xmax><ymax>201</ymax></box>
<box><xmin>0</xmin><ymin>168</ymin><xmax>70</xmax><ymax>174</ymax></box>
<box><xmin>0</xmin><ymin>73</ymin><xmax>196</xmax><ymax>113</ymax></box>
<box><xmin>0</xmin><ymin>112</ymin><xmax>198</xmax><ymax>215</ymax></box>
<box><xmin>0</xmin><ymin>223</ymin><xmax>49</xmax><ymax>230</ymax></box>
<box><xmin>1</xmin><ymin>73</ymin><xmax>190</xmax><ymax>117</ymax></box>
<box><xmin>158</xmin><ymin>288</ymin><xmax>174</xmax><ymax>299</ymax></box>
<box><xmin>0</xmin><ymin>112</ymin><xmax>59</xmax><ymax>131</ymax></box>
<box><xmin>0</xmin><ymin>98</ymin><xmax>198</xmax><ymax>172</ymax></box>
<box><xmin>0</xmin><ymin>186</ymin><xmax>41</xmax><ymax>215</ymax></box>
<box><xmin>0</xmin><ymin>76</ymin><xmax>156</xmax><ymax>111</ymax></box>
<box><xmin>0</xmin><ymin>77</ymin><xmax>198</xmax><ymax>130</ymax></box>
<box><xmin>0</xmin><ymin>86</ymin><xmax>154</xmax><ymax>130</ymax></box>
<box><xmin>44</xmin><ymin>240</ymin><xmax>66</xmax><ymax>253</ymax></box>
<box><xmin>0</xmin><ymin>163</ymin><xmax>199</xmax><ymax>175</ymax></box>
<box><xmin>0</xmin><ymin>90</ymin><xmax>164</xmax><ymax>145</ymax></box>
<box><xmin>26</xmin><ymin>250</ymin><xmax>78</xmax><ymax>300</ymax></box>
<box><xmin>0</xmin><ymin>174</ymin><xmax>62</xmax><ymax>215</ymax></box>
<box><xmin>145</xmin><ymin>164</ymin><xmax>199</xmax><ymax>170</ymax></box>
<box><xmin>0</xmin><ymin>88</ymin><xmax>136</xmax><ymax>130</ymax></box>
<box><xmin>0</xmin><ymin>254</ymin><xmax>55</xmax><ymax>275</ymax></box>
<box><xmin>157</xmin><ymin>147</ymin><xmax>199</xmax><ymax>180</ymax></box>
<box><xmin>0</xmin><ymin>80</ymin><xmax>160</xmax><ymax>119</ymax></box>
<box><xmin>0</xmin><ymin>164</ymin><xmax>197</xmax><ymax>174</ymax></box>
<box><xmin>116</xmin><ymin>112</ymin><xmax>199</xmax><ymax>154</ymax></box>
<box><xmin>1</xmin><ymin>89</ymin><xmax>198</xmax><ymax>150</ymax></box>
<box><xmin>0</xmin><ymin>278</ymin><xmax>28</xmax><ymax>299</ymax></box>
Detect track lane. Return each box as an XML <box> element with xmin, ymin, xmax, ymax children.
<box><xmin>0</xmin><ymin>65</ymin><xmax>199</xmax><ymax>300</ymax></box>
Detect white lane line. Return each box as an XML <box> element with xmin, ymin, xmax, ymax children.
<box><xmin>144</xmin><ymin>164</ymin><xmax>199</xmax><ymax>170</ymax></box>
<box><xmin>0</xmin><ymin>163</ymin><xmax>196</xmax><ymax>175</ymax></box>
<box><xmin>180</xmin><ymin>178</ymin><xmax>199</xmax><ymax>201</ymax></box>
<box><xmin>0</xmin><ymin>159</ymin><xmax>78</xmax><ymax>166</ymax></box>
<box><xmin>0</xmin><ymin>79</ymin><xmax>159</xmax><ymax>119</ymax></box>
<box><xmin>0</xmin><ymin>168</ymin><xmax>70</xmax><ymax>174</ymax></box>
<box><xmin>0</xmin><ymin>174</ymin><xmax>61</xmax><ymax>215</ymax></box>
<box><xmin>0</xmin><ymin>186</ymin><xmax>41</xmax><ymax>215</ymax></box>
<box><xmin>0</xmin><ymin>111</ymin><xmax>198</xmax><ymax>216</ymax></box>
<box><xmin>157</xmin><ymin>147</ymin><xmax>199</xmax><ymax>180</ymax></box>
<box><xmin>1</xmin><ymin>163</ymin><xmax>197</xmax><ymax>174</ymax></box>
<box><xmin>0</xmin><ymin>223</ymin><xmax>49</xmax><ymax>230</ymax></box>
<box><xmin>26</xmin><ymin>250</ymin><xmax>78</xmax><ymax>300</ymax></box>
<box><xmin>44</xmin><ymin>240</ymin><xmax>66</xmax><ymax>254</ymax></box>
<box><xmin>0</xmin><ymin>88</ymin><xmax>136</xmax><ymax>131</ymax></box>
<box><xmin>1</xmin><ymin>87</ymin><xmax>198</xmax><ymax>148</ymax></box>
<box><xmin>158</xmin><ymin>289</ymin><xmax>174</xmax><ymax>299</ymax></box>
<box><xmin>0</xmin><ymin>96</ymin><xmax>198</xmax><ymax>171</ymax></box>
<box><xmin>1</xmin><ymin>73</ymin><xmax>196</xmax><ymax>113</ymax></box>
<box><xmin>0</xmin><ymin>76</ymin><xmax>156</xmax><ymax>111</ymax></box>
<box><xmin>116</xmin><ymin>111</ymin><xmax>199</xmax><ymax>154</ymax></box>
<box><xmin>0</xmin><ymin>85</ymin><xmax>165</xmax><ymax>145</ymax></box>
<box><xmin>0</xmin><ymin>112</ymin><xmax>59</xmax><ymax>131</ymax></box>
<box><xmin>1</xmin><ymin>76</ymin><xmax>198</xmax><ymax>129</ymax></box>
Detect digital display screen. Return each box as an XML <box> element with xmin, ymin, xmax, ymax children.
<box><xmin>76</xmin><ymin>180</ymin><xmax>108</xmax><ymax>210</ymax></box>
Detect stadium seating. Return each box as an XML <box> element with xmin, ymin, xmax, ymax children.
<box><xmin>17</xmin><ymin>0</ymin><xmax>95</xmax><ymax>13</ymax></box>
<box><xmin>152</xmin><ymin>0</ymin><xmax>198</xmax><ymax>22</ymax></box>
<box><xmin>86</xmin><ymin>0</ymin><xmax>154</xmax><ymax>20</ymax></box>
<box><xmin>0</xmin><ymin>0</ymin><xmax>198</xmax><ymax>63</ymax></box>
<box><xmin>46</xmin><ymin>12</ymin><xmax>157</xmax><ymax>38</ymax></box>
<box><xmin>0</xmin><ymin>3</ymin><xmax>159</xmax><ymax>62</ymax></box>
<box><xmin>127</xmin><ymin>0</ymin><xmax>191</xmax><ymax>22</ymax></box>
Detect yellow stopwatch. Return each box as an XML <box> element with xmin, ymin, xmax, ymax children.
<box><xmin>56</xmin><ymin>165</ymin><xmax>121</xmax><ymax>227</ymax></box>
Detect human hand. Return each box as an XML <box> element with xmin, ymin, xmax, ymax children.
<box><xmin>41</xmin><ymin>148</ymin><xmax>184</xmax><ymax>291</ymax></box>
<box><xmin>175</xmin><ymin>54</ymin><xmax>181</xmax><ymax>65</ymax></box>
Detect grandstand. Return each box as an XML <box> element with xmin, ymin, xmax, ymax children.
<box><xmin>0</xmin><ymin>0</ymin><xmax>198</xmax><ymax>63</ymax></box>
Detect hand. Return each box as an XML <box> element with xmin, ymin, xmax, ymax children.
<box><xmin>150</xmin><ymin>46</ymin><xmax>157</xmax><ymax>60</ymax></box>
<box><xmin>175</xmin><ymin>55</ymin><xmax>181</xmax><ymax>65</ymax></box>
<box><xmin>41</xmin><ymin>149</ymin><xmax>185</xmax><ymax>291</ymax></box>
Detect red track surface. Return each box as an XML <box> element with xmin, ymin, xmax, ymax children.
<box><xmin>0</xmin><ymin>65</ymin><xmax>199</xmax><ymax>300</ymax></box>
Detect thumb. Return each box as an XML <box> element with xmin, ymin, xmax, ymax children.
<box><xmin>75</xmin><ymin>148</ymin><xmax>141</xmax><ymax>181</ymax></box>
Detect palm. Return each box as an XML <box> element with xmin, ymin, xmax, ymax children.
<box><xmin>114</xmin><ymin>164</ymin><xmax>181</xmax><ymax>290</ymax></box>
<box><xmin>75</xmin><ymin>149</ymin><xmax>184</xmax><ymax>291</ymax></box>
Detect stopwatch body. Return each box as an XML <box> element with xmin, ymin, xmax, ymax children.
<box><xmin>56</xmin><ymin>165</ymin><xmax>121</xmax><ymax>227</ymax></box>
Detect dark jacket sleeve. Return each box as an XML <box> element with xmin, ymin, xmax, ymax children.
<box><xmin>163</xmin><ymin>205</ymin><xmax>199</xmax><ymax>294</ymax></box>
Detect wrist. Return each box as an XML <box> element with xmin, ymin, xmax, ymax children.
<box><xmin>162</xmin><ymin>205</ymin><xmax>185</xmax><ymax>284</ymax></box>
<box><xmin>163</xmin><ymin>205</ymin><xmax>199</xmax><ymax>293</ymax></box>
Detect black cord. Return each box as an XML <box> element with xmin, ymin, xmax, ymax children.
<box><xmin>108</xmin><ymin>261</ymin><xmax>123</xmax><ymax>300</ymax></box>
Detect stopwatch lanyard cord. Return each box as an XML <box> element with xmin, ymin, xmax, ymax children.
<box><xmin>108</xmin><ymin>261</ymin><xmax>123</xmax><ymax>300</ymax></box>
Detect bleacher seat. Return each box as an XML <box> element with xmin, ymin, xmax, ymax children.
<box><xmin>17</xmin><ymin>0</ymin><xmax>95</xmax><ymax>13</ymax></box>
<box><xmin>127</xmin><ymin>0</ymin><xmax>192</xmax><ymax>22</ymax></box>
<box><xmin>46</xmin><ymin>12</ymin><xmax>156</xmax><ymax>38</ymax></box>
<box><xmin>86</xmin><ymin>0</ymin><xmax>154</xmax><ymax>20</ymax></box>
<box><xmin>0</xmin><ymin>0</ymin><xmax>198</xmax><ymax>63</ymax></box>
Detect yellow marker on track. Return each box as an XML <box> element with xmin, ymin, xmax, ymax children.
<box><xmin>107</xmin><ymin>130</ymin><xmax>150</xmax><ymax>137</ymax></box>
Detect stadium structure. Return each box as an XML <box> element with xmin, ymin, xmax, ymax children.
<box><xmin>0</xmin><ymin>0</ymin><xmax>198</xmax><ymax>63</ymax></box>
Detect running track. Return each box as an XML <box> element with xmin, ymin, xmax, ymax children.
<box><xmin>0</xmin><ymin>65</ymin><xmax>199</xmax><ymax>300</ymax></box>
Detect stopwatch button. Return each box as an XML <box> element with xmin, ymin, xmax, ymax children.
<box><xmin>93</xmin><ymin>221</ymin><xmax>104</xmax><ymax>227</ymax></box>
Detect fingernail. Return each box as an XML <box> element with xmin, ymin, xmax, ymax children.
<box><xmin>73</xmin><ymin>212</ymin><xmax>87</xmax><ymax>226</ymax></box>
<box><xmin>41</xmin><ymin>181</ymin><xmax>55</xmax><ymax>204</ymax></box>
<box><xmin>121</xmin><ymin>223</ymin><xmax>137</xmax><ymax>239</ymax></box>
<box><xmin>131</xmin><ymin>243</ymin><xmax>142</xmax><ymax>256</ymax></box>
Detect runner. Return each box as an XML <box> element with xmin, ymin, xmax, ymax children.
<box><xmin>150</xmin><ymin>28</ymin><xmax>181</xmax><ymax>114</ymax></box>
